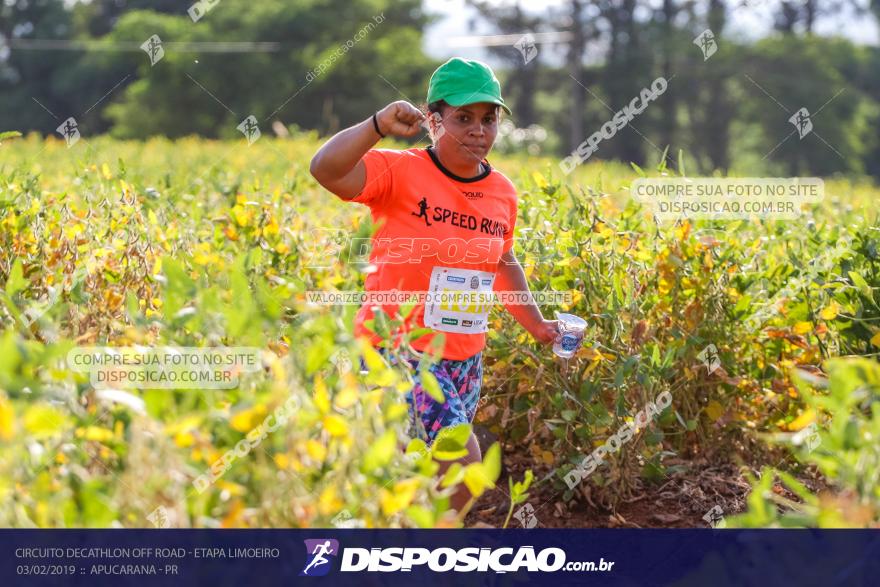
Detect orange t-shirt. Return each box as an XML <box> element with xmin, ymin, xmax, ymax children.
<box><xmin>349</xmin><ymin>146</ymin><xmax>518</xmax><ymax>360</ymax></box>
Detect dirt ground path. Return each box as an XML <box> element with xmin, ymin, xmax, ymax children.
<box><xmin>465</xmin><ymin>448</ymin><xmax>826</xmax><ymax>528</ymax></box>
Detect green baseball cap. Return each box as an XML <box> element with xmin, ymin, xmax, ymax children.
<box><xmin>426</xmin><ymin>57</ymin><xmax>511</xmax><ymax>115</ymax></box>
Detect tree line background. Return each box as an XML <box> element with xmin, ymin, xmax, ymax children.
<box><xmin>2</xmin><ymin>0</ymin><xmax>879</xmax><ymax>178</ymax></box>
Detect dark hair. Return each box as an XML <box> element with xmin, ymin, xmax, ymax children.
<box><xmin>428</xmin><ymin>100</ymin><xmax>446</xmax><ymax>115</ymax></box>
<box><xmin>423</xmin><ymin>100</ymin><xmax>447</xmax><ymax>116</ymax></box>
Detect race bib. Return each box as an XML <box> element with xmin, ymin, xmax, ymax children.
<box><xmin>424</xmin><ymin>266</ymin><xmax>495</xmax><ymax>334</ymax></box>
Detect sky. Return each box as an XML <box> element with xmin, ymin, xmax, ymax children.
<box><xmin>423</xmin><ymin>0</ymin><xmax>880</xmax><ymax>63</ymax></box>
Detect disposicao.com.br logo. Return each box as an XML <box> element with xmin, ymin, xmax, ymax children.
<box><xmin>300</xmin><ymin>539</ymin><xmax>339</xmax><ymax>576</ymax></box>
<box><xmin>300</xmin><ymin>539</ymin><xmax>615</xmax><ymax>574</ymax></box>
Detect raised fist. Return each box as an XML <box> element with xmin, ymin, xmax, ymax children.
<box><xmin>375</xmin><ymin>100</ymin><xmax>426</xmax><ymax>138</ymax></box>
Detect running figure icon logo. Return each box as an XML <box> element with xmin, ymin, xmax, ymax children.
<box><xmin>300</xmin><ymin>539</ymin><xmax>339</xmax><ymax>576</ymax></box>
<box><xmin>693</xmin><ymin>29</ymin><xmax>717</xmax><ymax>61</ymax></box>
<box><xmin>789</xmin><ymin>107</ymin><xmax>813</xmax><ymax>139</ymax></box>
<box><xmin>412</xmin><ymin>196</ymin><xmax>432</xmax><ymax>226</ymax></box>
<box><xmin>140</xmin><ymin>34</ymin><xmax>164</xmax><ymax>66</ymax></box>
<box><xmin>237</xmin><ymin>115</ymin><xmax>261</xmax><ymax>145</ymax></box>
<box><xmin>56</xmin><ymin>117</ymin><xmax>80</xmax><ymax>148</ymax></box>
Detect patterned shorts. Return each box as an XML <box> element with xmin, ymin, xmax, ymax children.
<box><xmin>359</xmin><ymin>348</ymin><xmax>483</xmax><ymax>446</ymax></box>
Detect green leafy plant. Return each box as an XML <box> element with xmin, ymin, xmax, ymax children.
<box><xmin>0</xmin><ymin>131</ymin><xmax>22</xmax><ymax>146</ymax></box>
<box><xmin>503</xmin><ymin>470</ymin><xmax>535</xmax><ymax>528</ymax></box>
<box><xmin>1</xmin><ymin>134</ymin><xmax>878</xmax><ymax>528</ymax></box>
<box><xmin>729</xmin><ymin>357</ymin><xmax>880</xmax><ymax>527</ymax></box>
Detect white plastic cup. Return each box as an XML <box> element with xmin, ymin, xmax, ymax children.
<box><xmin>553</xmin><ymin>312</ymin><xmax>587</xmax><ymax>358</ymax></box>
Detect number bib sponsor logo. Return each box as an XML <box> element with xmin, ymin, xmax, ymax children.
<box><xmin>424</xmin><ymin>267</ymin><xmax>495</xmax><ymax>334</ymax></box>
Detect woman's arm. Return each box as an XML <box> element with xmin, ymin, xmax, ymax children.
<box><xmin>496</xmin><ymin>249</ymin><xmax>558</xmax><ymax>344</ymax></box>
<box><xmin>309</xmin><ymin>100</ymin><xmax>425</xmax><ymax>200</ymax></box>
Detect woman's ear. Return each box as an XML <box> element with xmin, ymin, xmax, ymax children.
<box><xmin>429</xmin><ymin>112</ymin><xmax>445</xmax><ymax>141</ymax></box>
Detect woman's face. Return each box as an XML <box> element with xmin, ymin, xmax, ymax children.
<box><xmin>433</xmin><ymin>102</ymin><xmax>500</xmax><ymax>165</ymax></box>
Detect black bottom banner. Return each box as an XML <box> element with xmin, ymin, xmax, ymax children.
<box><xmin>2</xmin><ymin>529</ymin><xmax>878</xmax><ymax>586</ymax></box>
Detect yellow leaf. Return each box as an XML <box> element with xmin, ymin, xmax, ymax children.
<box><xmin>314</xmin><ymin>376</ymin><xmax>330</xmax><ymax>414</ymax></box>
<box><xmin>0</xmin><ymin>395</ymin><xmax>14</xmax><ymax>441</ymax></box>
<box><xmin>385</xmin><ymin>403</ymin><xmax>408</xmax><ymax>421</ymax></box>
<box><xmin>787</xmin><ymin>409</ymin><xmax>816</xmax><ymax>431</ymax></box>
<box><xmin>232</xmin><ymin>205</ymin><xmax>250</xmax><ymax>227</ymax></box>
<box><xmin>705</xmin><ymin>400</ymin><xmax>725</xmax><ymax>422</ymax></box>
<box><xmin>584</xmin><ymin>360</ymin><xmax>601</xmax><ymax>376</ymax></box>
<box><xmin>229</xmin><ymin>404</ymin><xmax>267</xmax><ymax>433</ymax></box>
<box><xmin>273</xmin><ymin>453</ymin><xmax>290</xmax><ymax>469</ymax></box>
<box><xmin>463</xmin><ymin>463</ymin><xmax>495</xmax><ymax>498</ymax></box>
<box><xmin>216</xmin><ymin>480</ymin><xmax>246</xmax><ymax>496</ymax></box>
<box><xmin>870</xmin><ymin>332</ymin><xmax>880</xmax><ymax>348</ymax></box>
<box><xmin>166</xmin><ymin>414</ymin><xmax>202</xmax><ymax>436</ymax></box>
<box><xmin>263</xmin><ymin>216</ymin><xmax>279</xmax><ymax>236</ymax></box>
<box><xmin>104</xmin><ymin>289</ymin><xmax>123</xmax><ymax>310</ymax></box>
<box><xmin>358</xmin><ymin>340</ymin><xmax>385</xmax><ymax>371</ymax></box>
<box><xmin>101</xmin><ymin>163</ymin><xmax>112</xmax><ymax>180</ymax></box>
<box><xmin>334</xmin><ymin>383</ymin><xmax>359</xmax><ymax>409</ymax></box>
<box><xmin>220</xmin><ymin>499</ymin><xmax>244</xmax><ymax>528</ymax></box>
<box><xmin>792</xmin><ymin>321</ymin><xmax>813</xmax><ymax>335</ymax></box>
<box><xmin>634</xmin><ymin>248</ymin><xmax>653</xmax><ymax>262</ymax></box>
<box><xmin>24</xmin><ymin>404</ymin><xmax>68</xmax><ymax>438</ymax></box>
<box><xmin>306</xmin><ymin>439</ymin><xmax>327</xmax><ymax>462</ymax></box>
<box><xmin>419</xmin><ymin>370</ymin><xmax>446</xmax><ymax>403</ymax></box>
<box><xmin>318</xmin><ymin>485</ymin><xmax>343</xmax><ymax>515</ymax></box>
<box><xmin>323</xmin><ymin>415</ymin><xmax>349</xmax><ymax>437</ymax></box>
<box><xmin>76</xmin><ymin>426</ymin><xmax>114</xmax><ymax>442</ymax></box>
<box><xmin>173</xmin><ymin>431</ymin><xmax>194</xmax><ymax>448</ymax></box>
<box><xmin>541</xmin><ymin>450</ymin><xmax>555</xmax><ymax>465</ymax></box>
<box><xmin>675</xmin><ymin>220</ymin><xmax>690</xmax><ymax>241</ymax></box>
<box><xmin>380</xmin><ymin>478</ymin><xmax>420</xmax><ymax>516</ymax></box>
<box><xmin>819</xmin><ymin>302</ymin><xmax>839</xmax><ymax>321</ymax></box>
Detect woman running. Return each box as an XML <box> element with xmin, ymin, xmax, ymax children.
<box><xmin>310</xmin><ymin>57</ymin><xmax>559</xmax><ymax>511</ymax></box>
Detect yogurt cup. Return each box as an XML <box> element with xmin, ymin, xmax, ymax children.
<box><xmin>553</xmin><ymin>312</ymin><xmax>587</xmax><ymax>358</ymax></box>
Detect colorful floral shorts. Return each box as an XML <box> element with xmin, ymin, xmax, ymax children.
<box><xmin>360</xmin><ymin>348</ymin><xmax>483</xmax><ymax>446</ymax></box>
